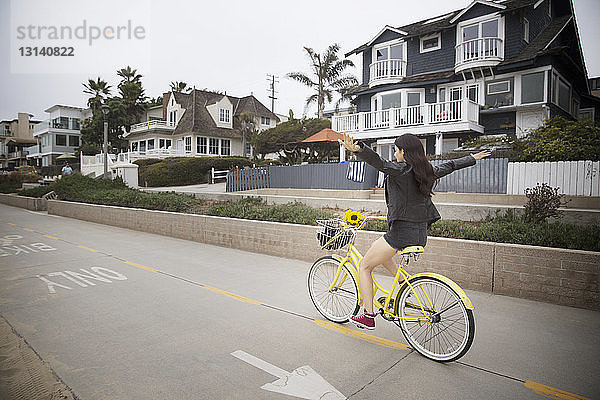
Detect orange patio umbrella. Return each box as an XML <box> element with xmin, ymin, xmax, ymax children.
<box><xmin>300</xmin><ymin>128</ymin><xmax>344</xmax><ymax>143</ymax></box>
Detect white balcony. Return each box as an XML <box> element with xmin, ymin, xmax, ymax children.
<box><xmin>455</xmin><ymin>37</ymin><xmax>503</xmax><ymax>73</ymax></box>
<box><xmin>369</xmin><ymin>59</ymin><xmax>407</xmax><ymax>87</ymax></box>
<box><xmin>129</xmin><ymin>120</ymin><xmax>175</xmax><ymax>133</ymax></box>
<box><xmin>332</xmin><ymin>99</ymin><xmax>483</xmax><ymax>138</ymax></box>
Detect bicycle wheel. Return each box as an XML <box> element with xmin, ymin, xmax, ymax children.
<box><xmin>394</xmin><ymin>276</ymin><xmax>475</xmax><ymax>362</ymax></box>
<box><xmin>308</xmin><ymin>256</ymin><xmax>359</xmax><ymax>323</ymax></box>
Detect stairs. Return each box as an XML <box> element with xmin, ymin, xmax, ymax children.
<box><xmin>369</xmin><ymin>188</ymin><xmax>384</xmax><ymax>200</ymax></box>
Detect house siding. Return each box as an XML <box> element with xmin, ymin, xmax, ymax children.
<box><xmin>526</xmin><ymin>2</ymin><xmax>552</xmax><ymax>41</ymax></box>
<box><xmin>408</xmin><ymin>29</ymin><xmax>456</xmax><ymax>76</ymax></box>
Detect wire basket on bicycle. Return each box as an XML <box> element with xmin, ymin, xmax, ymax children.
<box><xmin>316</xmin><ymin>219</ymin><xmax>356</xmax><ymax>250</ymax></box>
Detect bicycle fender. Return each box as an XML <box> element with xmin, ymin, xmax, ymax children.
<box><xmin>408</xmin><ymin>273</ymin><xmax>475</xmax><ymax>310</ymax></box>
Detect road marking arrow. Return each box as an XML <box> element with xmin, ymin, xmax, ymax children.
<box><xmin>231</xmin><ymin>350</ymin><xmax>345</xmax><ymax>400</ymax></box>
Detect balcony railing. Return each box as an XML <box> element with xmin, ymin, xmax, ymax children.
<box><xmin>8</xmin><ymin>151</ymin><xmax>28</xmax><ymax>159</ymax></box>
<box><xmin>33</xmin><ymin>119</ymin><xmax>81</xmax><ymax>134</ymax></box>
<box><xmin>130</xmin><ymin>120</ymin><xmax>175</xmax><ymax>133</ymax></box>
<box><xmin>369</xmin><ymin>59</ymin><xmax>407</xmax><ymax>85</ymax></box>
<box><xmin>332</xmin><ymin>99</ymin><xmax>480</xmax><ymax>133</ymax></box>
<box><xmin>455</xmin><ymin>37</ymin><xmax>503</xmax><ymax>69</ymax></box>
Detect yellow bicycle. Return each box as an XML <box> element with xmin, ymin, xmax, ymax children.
<box><xmin>308</xmin><ymin>210</ymin><xmax>475</xmax><ymax>362</ymax></box>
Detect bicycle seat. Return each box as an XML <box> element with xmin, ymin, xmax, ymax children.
<box><xmin>397</xmin><ymin>246</ymin><xmax>424</xmax><ymax>255</ymax></box>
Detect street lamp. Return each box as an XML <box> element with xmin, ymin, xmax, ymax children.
<box><xmin>101</xmin><ymin>104</ymin><xmax>110</xmax><ymax>178</ymax></box>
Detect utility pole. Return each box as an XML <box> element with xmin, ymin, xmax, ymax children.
<box><xmin>266</xmin><ymin>74</ymin><xmax>279</xmax><ymax>113</ymax></box>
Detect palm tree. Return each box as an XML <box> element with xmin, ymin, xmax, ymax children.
<box><xmin>83</xmin><ymin>77</ymin><xmax>112</xmax><ymax>111</ymax></box>
<box><xmin>117</xmin><ymin>66</ymin><xmax>142</xmax><ymax>86</ymax></box>
<box><xmin>287</xmin><ymin>44</ymin><xmax>358</xmax><ymax>119</ymax></box>
<box><xmin>170</xmin><ymin>81</ymin><xmax>192</xmax><ymax>93</ymax></box>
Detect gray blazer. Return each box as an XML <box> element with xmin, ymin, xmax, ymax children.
<box><xmin>355</xmin><ymin>144</ymin><xmax>476</xmax><ymax>225</ymax></box>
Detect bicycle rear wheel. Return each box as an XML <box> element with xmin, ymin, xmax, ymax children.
<box><xmin>308</xmin><ymin>256</ymin><xmax>359</xmax><ymax>323</ymax></box>
<box><xmin>394</xmin><ymin>276</ymin><xmax>475</xmax><ymax>362</ymax></box>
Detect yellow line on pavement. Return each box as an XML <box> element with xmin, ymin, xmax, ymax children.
<box><xmin>123</xmin><ymin>261</ymin><xmax>158</xmax><ymax>272</ymax></box>
<box><xmin>23</xmin><ymin>228</ymin><xmax>35</xmax><ymax>232</ymax></box>
<box><xmin>523</xmin><ymin>380</ymin><xmax>591</xmax><ymax>400</ymax></box>
<box><xmin>43</xmin><ymin>235</ymin><xmax>59</xmax><ymax>240</ymax></box>
<box><xmin>313</xmin><ymin>319</ymin><xmax>410</xmax><ymax>350</ymax></box>
<box><xmin>203</xmin><ymin>286</ymin><xmax>263</xmax><ymax>305</ymax></box>
<box><xmin>77</xmin><ymin>245</ymin><xmax>99</xmax><ymax>253</ymax></box>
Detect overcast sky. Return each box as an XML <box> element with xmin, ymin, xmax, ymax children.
<box><xmin>1</xmin><ymin>0</ymin><xmax>599</xmax><ymax>121</ymax></box>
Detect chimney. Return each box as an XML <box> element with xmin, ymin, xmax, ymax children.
<box><xmin>162</xmin><ymin>92</ymin><xmax>170</xmax><ymax>120</ymax></box>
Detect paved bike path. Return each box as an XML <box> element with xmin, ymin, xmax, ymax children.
<box><xmin>0</xmin><ymin>203</ymin><xmax>598</xmax><ymax>399</ymax></box>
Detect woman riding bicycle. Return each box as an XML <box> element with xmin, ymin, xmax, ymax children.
<box><xmin>339</xmin><ymin>133</ymin><xmax>490</xmax><ymax>329</ymax></box>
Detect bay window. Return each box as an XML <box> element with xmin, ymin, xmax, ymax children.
<box><xmin>197</xmin><ymin>137</ymin><xmax>207</xmax><ymax>154</ymax></box>
<box><xmin>209</xmin><ymin>138</ymin><xmax>219</xmax><ymax>155</ymax></box>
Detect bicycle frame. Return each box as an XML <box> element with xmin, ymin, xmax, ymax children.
<box><xmin>329</xmin><ymin>244</ymin><xmax>435</xmax><ymax>322</ymax></box>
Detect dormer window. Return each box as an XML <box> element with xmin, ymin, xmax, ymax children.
<box><xmin>523</xmin><ymin>18</ymin><xmax>530</xmax><ymax>43</ymax></box>
<box><xmin>420</xmin><ymin>33</ymin><xmax>441</xmax><ymax>53</ymax></box>
<box><xmin>370</xmin><ymin>39</ymin><xmax>407</xmax><ymax>86</ymax></box>
<box><xmin>260</xmin><ymin>116</ymin><xmax>271</xmax><ymax>125</ymax></box>
<box><xmin>455</xmin><ymin>15</ymin><xmax>505</xmax><ymax>71</ymax></box>
<box><xmin>219</xmin><ymin>108</ymin><xmax>230</xmax><ymax>123</ymax></box>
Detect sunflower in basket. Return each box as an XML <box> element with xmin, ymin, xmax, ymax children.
<box><xmin>343</xmin><ymin>210</ymin><xmax>366</xmax><ymax>227</ymax></box>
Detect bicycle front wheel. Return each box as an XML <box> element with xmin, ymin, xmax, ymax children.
<box><xmin>308</xmin><ymin>256</ymin><xmax>359</xmax><ymax>323</ymax></box>
<box><xmin>395</xmin><ymin>276</ymin><xmax>475</xmax><ymax>362</ymax></box>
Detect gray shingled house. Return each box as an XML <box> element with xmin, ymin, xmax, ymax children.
<box><xmin>336</xmin><ymin>0</ymin><xmax>600</xmax><ymax>157</ymax></box>
<box><xmin>123</xmin><ymin>89</ymin><xmax>279</xmax><ymax>158</ymax></box>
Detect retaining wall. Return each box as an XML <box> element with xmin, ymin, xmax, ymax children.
<box><xmin>47</xmin><ymin>200</ymin><xmax>600</xmax><ymax>310</ymax></box>
<box><xmin>0</xmin><ymin>193</ymin><xmax>46</xmax><ymax>211</ymax></box>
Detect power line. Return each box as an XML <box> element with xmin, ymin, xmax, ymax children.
<box><xmin>266</xmin><ymin>74</ymin><xmax>279</xmax><ymax>113</ymax></box>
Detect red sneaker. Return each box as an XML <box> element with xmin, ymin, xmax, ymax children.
<box><xmin>351</xmin><ymin>311</ymin><xmax>376</xmax><ymax>330</ymax></box>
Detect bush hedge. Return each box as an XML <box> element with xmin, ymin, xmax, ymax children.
<box><xmin>135</xmin><ymin>156</ymin><xmax>253</xmax><ymax>187</ymax></box>
<box><xmin>0</xmin><ymin>182</ymin><xmax>21</xmax><ymax>193</ymax></box>
<box><xmin>47</xmin><ymin>174</ymin><xmax>198</xmax><ymax>212</ymax></box>
<box><xmin>18</xmin><ymin>185</ymin><xmax>54</xmax><ymax>198</ymax></box>
<box><xmin>207</xmin><ymin>197</ymin><xmax>335</xmax><ymax>225</ymax></box>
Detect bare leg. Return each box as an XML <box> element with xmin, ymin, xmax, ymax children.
<box><xmin>358</xmin><ymin>236</ymin><xmax>397</xmax><ymax>314</ymax></box>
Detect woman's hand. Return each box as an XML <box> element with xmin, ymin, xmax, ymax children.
<box><xmin>338</xmin><ymin>132</ymin><xmax>361</xmax><ymax>152</ymax></box>
<box><xmin>471</xmin><ymin>150</ymin><xmax>492</xmax><ymax>160</ymax></box>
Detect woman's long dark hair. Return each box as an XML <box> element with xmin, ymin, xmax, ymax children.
<box><xmin>394</xmin><ymin>134</ymin><xmax>436</xmax><ymax>197</ymax></box>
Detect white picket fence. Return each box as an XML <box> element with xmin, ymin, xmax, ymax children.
<box><xmin>507</xmin><ymin>160</ymin><xmax>599</xmax><ymax>196</ymax></box>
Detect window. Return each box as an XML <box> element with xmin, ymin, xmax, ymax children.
<box><xmin>220</xmin><ymin>139</ymin><xmax>231</xmax><ymax>156</ymax></box>
<box><xmin>260</xmin><ymin>116</ymin><xmax>271</xmax><ymax>125</ymax></box>
<box><xmin>159</xmin><ymin>138</ymin><xmax>172</xmax><ymax>149</ymax></box>
<box><xmin>71</xmin><ymin>118</ymin><xmax>80</xmax><ymax>130</ymax></box>
<box><xmin>68</xmin><ymin>135</ymin><xmax>79</xmax><ymax>147</ymax></box>
<box><xmin>521</xmin><ymin>72</ymin><xmax>545</xmax><ymax>103</ymax></box>
<box><xmin>407</xmin><ymin>92</ymin><xmax>421</xmax><ymax>107</ymax></box>
<box><xmin>169</xmin><ymin>110</ymin><xmax>177</xmax><ymax>125</ymax></box>
<box><xmin>147</xmin><ymin>139</ymin><xmax>155</xmax><ymax>150</ymax></box>
<box><xmin>572</xmin><ymin>97</ymin><xmax>580</xmax><ymax>118</ymax></box>
<box><xmin>380</xmin><ymin>92</ymin><xmax>401</xmax><ymax>110</ymax></box>
<box><xmin>487</xmin><ymin>81</ymin><xmax>510</xmax><ymax>95</ymax></box>
<box><xmin>523</xmin><ymin>18</ymin><xmax>530</xmax><ymax>43</ymax></box>
<box><xmin>579</xmin><ymin>108</ymin><xmax>594</xmax><ymax>121</ymax></box>
<box><xmin>373</xmin><ymin>41</ymin><xmax>405</xmax><ymax>64</ymax></box>
<box><xmin>197</xmin><ymin>137</ymin><xmax>207</xmax><ymax>154</ymax></box>
<box><xmin>219</xmin><ymin>108</ymin><xmax>230</xmax><ymax>123</ymax></box>
<box><xmin>139</xmin><ymin>140</ymin><xmax>146</xmax><ymax>152</ymax></box>
<box><xmin>467</xmin><ymin>84</ymin><xmax>479</xmax><ymax>103</ymax></box>
<box><xmin>420</xmin><ymin>33</ymin><xmax>441</xmax><ymax>53</ymax></box>
<box><xmin>450</xmin><ymin>87</ymin><xmax>463</xmax><ymax>101</ymax></box>
<box><xmin>56</xmin><ymin>134</ymin><xmax>67</xmax><ymax>146</ymax></box>
<box><xmin>245</xmin><ymin>142</ymin><xmax>252</xmax><ymax>157</ymax></box>
<box><xmin>131</xmin><ymin>142</ymin><xmax>138</xmax><ymax>152</ymax></box>
<box><xmin>184</xmin><ymin>136</ymin><xmax>192</xmax><ymax>153</ymax></box>
<box><xmin>459</xmin><ymin>18</ymin><xmax>501</xmax><ymax>61</ymax></box>
<box><xmin>209</xmin><ymin>138</ymin><xmax>219</xmax><ymax>155</ymax></box>
<box><xmin>552</xmin><ymin>73</ymin><xmax>571</xmax><ymax>111</ymax></box>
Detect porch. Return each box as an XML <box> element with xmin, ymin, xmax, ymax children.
<box><xmin>332</xmin><ymin>99</ymin><xmax>484</xmax><ymax>138</ymax></box>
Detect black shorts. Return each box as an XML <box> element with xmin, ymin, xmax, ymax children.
<box><xmin>383</xmin><ymin>220</ymin><xmax>427</xmax><ymax>251</ymax></box>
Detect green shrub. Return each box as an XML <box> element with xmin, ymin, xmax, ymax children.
<box><xmin>136</xmin><ymin>156</ymin><xmax>253</xmax><ymax>187</ymax></box>
<box><xmin>0</xmin><ymin>182</ymin><xmax>21</xmax><ymax>193</ymax></box>
<box><xmin>51</xmin><ymin>174</ymin><xmax>198</xmax><ymax>212</ymax></box>
<box><xmin>0</xmin><ymin>171</ymin><xmax>40</xmax><ymax>184</ymax></box>
<box><xmin>207</xmin><ymin>197</ymin><xmax>335</xmax><ymax>225</ymax></box>
<box><xmin>523</xmin><ymin>183</ymin><xmax>568</xmax><ymax>223</ymax></box>
<box><xmin>18</xmin><ymin>185</ymin><xmax>54</xmax><ymax>198</ymax></box>
<box><xmin>429</xmin><ymin>212</ymin><xmax>599</xmax><ymax>252</ymax></box>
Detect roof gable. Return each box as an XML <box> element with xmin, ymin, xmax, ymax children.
<box><xmin>450</xmin><ymin>0</ymin><xmax>506</xmax><ymax>23</ymax></box>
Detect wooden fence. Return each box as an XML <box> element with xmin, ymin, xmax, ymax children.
<box><xmin>507</xmin><ymin>160</ymin><xmax>599</xmax><ymax>196</ymax></box>
<box><xmin>225</xmin><ymin>159</ymin><xmax>599</xmax><ymax>196</ymax></box>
